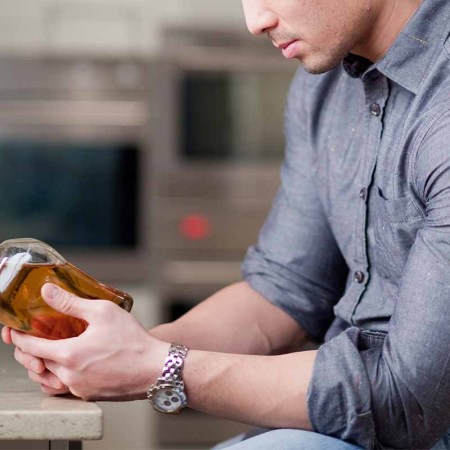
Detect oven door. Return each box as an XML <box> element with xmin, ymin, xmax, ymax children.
<box><xmin>0</xmin><ymin>97</ymin><xmax>151</xmax><ymax>282</ymax></box>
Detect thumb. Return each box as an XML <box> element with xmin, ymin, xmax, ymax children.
<box><xmin>1</xmin><ymin>326</ymin><xmax>12</xmax><ymax>344</ymax></box>
<box><xmin>41</xmin><ymin>283</ymin><xmax>93</xmax><ymax>321</ymax></box>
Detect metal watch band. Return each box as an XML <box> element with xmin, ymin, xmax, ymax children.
<box><xmin>159</xmin><ymin>343</ymin><xmax>189</xmax><ymax>386</ymax></box>
<box><xmin>147</xmin><ymin>343</ymin><xmax>190</xmax><ymax>413</ymax></box>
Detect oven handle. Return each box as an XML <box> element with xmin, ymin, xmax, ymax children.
<box><xmin>163</xmin><ymin>261</ymin><xmax>242</xmax><ymax>286</ymax></box>
<box><xmin>0</xmin><ymin>100</ymin><xmax>147</xmax><ymax>127</ymax></box>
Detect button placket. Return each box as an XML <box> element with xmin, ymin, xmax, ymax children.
<box><xmin>347</xmin><ymin>77</ymin><xmax>389</xmax><ymax>324</ymax></box>
<box><xmin>359</xmin><ymin>188</ymin><xmax>368</xmax><ymax>201</ymax></box>
<box><xmin>354</xmin><ymin>271</ymin><xmax>365</xmax><ymax>284</ymax></box>
<box><xmin>370</xmin><ymin>102</ymin><xmax>382</xmax><ymax>117</ymax></box>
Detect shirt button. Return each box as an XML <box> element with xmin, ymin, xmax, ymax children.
<box><xmin>370</xmin><ymin>102</ymin><xmax>381</xmax><ymax>116</ymax></box>
<box><xmin>359</xmin><ymin>188</ymin><xmax>368</xmax><ymax>201</ymax></box>
<box><xmin>354</xmin><ymin>271</ymin><xmax>365</xmax><ymax>284</ymax></box>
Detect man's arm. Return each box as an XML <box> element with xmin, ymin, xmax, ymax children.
<box><xmin>4</xmin><ymin>282</ymin><xmax>316</xmax><ymax>430</ymax></box>
<box><xmin>150</xmin><ymin>281</ymin><xmax>308</xmax><ymax>355</ymax></box>
<box><xmin>151</xmin><ymin>281</ymin><xmax>316</xmax><ymax>430</ymax></box>
<box><xmin>183</xmin><ymin>347</ymin><xmax>316</xmax><ymax>430</ymax></box>
<box><xmin>307</xmin><ymin>109</ymin><xmax>450</xmax><ymax>449</ymax></box>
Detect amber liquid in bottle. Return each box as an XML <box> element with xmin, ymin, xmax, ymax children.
<box><xmin>0</xmin><ymin>262</ymin><xmax>133</xmax><ymax>340</ymax></box>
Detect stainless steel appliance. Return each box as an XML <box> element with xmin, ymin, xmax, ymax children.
<box><xmin>0</xmin><ymin>57</ymin><xmax>152</xmax><ymax>282</ymax></box>
<box><xmin>151</xmin><ymin>28</ymin><xmax>297</xmax><ymax>447</ymax></box>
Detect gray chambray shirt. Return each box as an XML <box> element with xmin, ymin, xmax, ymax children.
<box><xmin>241</xmin><ymin>0</ymin><xmax>450</xmax><ymax>448</ymax></box>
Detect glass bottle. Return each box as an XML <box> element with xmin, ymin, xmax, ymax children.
<box><xmin>0</xmin><ymin>238</ymin><xmax>133</xmax><ymax>339</ymax></box>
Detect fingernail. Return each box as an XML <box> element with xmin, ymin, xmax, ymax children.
<box><xmin>31</xmin><ymin>360</ymin><xmax>41</xmax><ymax>372</ymax></box>
<box><xmin>44</xmin><ymin>284</ymin><xmax>60</xmax><ymax>300</ymax></box>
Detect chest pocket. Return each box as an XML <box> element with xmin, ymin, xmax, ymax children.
<box><xmin>372</xmin><ymin>187</ymin><xmax>424</xmax><ymax>282</ymax></box>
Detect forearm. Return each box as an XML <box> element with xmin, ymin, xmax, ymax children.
<box><xmin>184</xmin><ymin>347</ymin><xmax>316</xmax><ymax>430</ymax></box>
<box><xmin>5</xmin><ymin>282</ymin><xmax>315</xmax><ymax>431</ymax></box>
<box><xmin>150</xmin><ymin>282</ymin><xmax>314</xmax><ymax>429</ymax></box>
<box><xmin>150</xmin><ymin>281</ymin><xmax>308</xmax><ymax>355</ymax></box>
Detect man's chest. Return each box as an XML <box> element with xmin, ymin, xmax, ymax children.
<box><xmin>310</xmin><ymin>74</ymin><xmax>425</xmax><ymax>282</ymax></box>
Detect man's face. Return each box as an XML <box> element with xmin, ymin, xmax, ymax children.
<box><xmin>242</xmin><ymin>0</ymin><xmax>375</xmax><ymax>74</ymax></box>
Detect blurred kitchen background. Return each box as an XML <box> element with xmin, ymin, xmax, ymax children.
<box><xmin>0</xmin><ymin>1</ymin><xmax>297</xmax><ymax>449</ymax></box>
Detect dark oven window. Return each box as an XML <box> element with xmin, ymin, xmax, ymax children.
<box><xmin>0</xmin><ymin>140</ymin><xmax>139</xmax><ymax>248</ymax></box>
<box><xmin>181</xmin><ymin>71</ymin><xmax>292</xmax><ymax>162</ymax></box>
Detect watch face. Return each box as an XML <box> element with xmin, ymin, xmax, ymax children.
<box><xmin>152</xmin><ymin>386</ymin><xmax>186</xmax><ymax>414</ymax></box>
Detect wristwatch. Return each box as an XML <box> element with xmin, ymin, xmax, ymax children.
<box><xmin>147</xmin><ymin>343</ymin><xmax>189</xmax><ymax>414</ymax></box>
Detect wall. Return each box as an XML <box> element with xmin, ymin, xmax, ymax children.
<box><xmin>0</xmin><ymin>0</ymin><xmax>245</xmax><ymax>57</ymax></box>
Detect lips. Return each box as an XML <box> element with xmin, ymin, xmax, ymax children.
<box><xmin>277</xmin><ymin>40</ymin><xmax>297</xmax><ymax>50</ymax></box>
<box><xmin>273</xmin><ymin>39</ymin><xmax>300</xmax><ymax>59</ymax></box>
<box><xmin>281</xmin><ymin>40</ymin><xmax>300</xmax><ymax>59</ymax></box>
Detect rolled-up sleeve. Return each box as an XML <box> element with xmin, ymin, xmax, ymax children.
<box><xmin>308</xmin><ymin>108</ymin><xmax>450</xmax><ymax>449</ymax></box>
<box><xmin>242</xmin><ymin>70</ymin><xmax>348</xmax><ymax>343</ymax></box>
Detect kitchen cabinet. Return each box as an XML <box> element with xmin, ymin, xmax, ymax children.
<box><xmin>0</xmin><ymin>0</ymin><xmax>245</xmax><ymax>57</ymax></box>
<box><xmin>165</xmin><ymin>0</ymin><xmax>244</xmax><ymax>25</ymax></box>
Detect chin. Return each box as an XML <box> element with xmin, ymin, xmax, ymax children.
<box><xmin>302</xmin><ymin>54</ymin><xmax>346</xmax><ymax>75</ymax></box>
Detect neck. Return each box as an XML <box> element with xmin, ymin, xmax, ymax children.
<box><xmin>352</xmin><ymin>0</ymin><xmax>423</xmax><ymax>62</ymax></box>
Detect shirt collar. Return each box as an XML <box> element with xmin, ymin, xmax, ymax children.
<box><xmin>342</xmin><ymin>0</ymin><xmax>450</xmax><ymax>94</ymax></box>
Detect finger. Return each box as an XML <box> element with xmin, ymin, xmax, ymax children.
<box><xmin>44</xmin><ymin>359</ymin><xmax>67</xmax><ymax>382</ymax></box>
<box><xmin>40</xmin><ymin>384</ymin><xmax>71</xmax><ymax>396</ymax></box>
<box><xmin>15</xmin><ymin>347</ymin><xmax>46</xmax><ymax>373</ymax></box>
<box><xmin>1</xmin><ymin>326</ymin><xmax>12</xmax><ymax>344</ymax></box>
<box><xmin>10</xmin><ymin>329</ymin><xmax>73</xmax><ymax>362</ymax></box>
<box><xmin>44</xmin><ymin>360</ymin><xmax>74</xmax><ymax>395</ymax></box>
<box><xmin>41</xmin><ymin>283</ymin><xmax>96</xmax><ymax>322</ymax></box>
<box><xmin>28</xmin><ymin>369</ymin><xmax>66</xmax><ymax>390</ymax></box>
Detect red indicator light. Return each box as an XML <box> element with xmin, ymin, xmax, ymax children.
<box><xmin>179</xmin><ymin>214</ymin><xmax>211</xmax><ymax>241</ymax></box>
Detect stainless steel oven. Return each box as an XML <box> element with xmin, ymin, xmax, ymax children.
<box><xmin>0</xmin><ymin>57</ymin><xmax>152</xmax><ymax>282</ymax></box>
<box><xmin>151</xmin><ymin>28</ymin><xmax>297</xmax><ymax>447</ymax></box>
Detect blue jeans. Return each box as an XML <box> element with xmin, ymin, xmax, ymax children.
<box><xmin>212</xmin><ymin>428</ymin><xmax>450</xmax><ymax>450</ymax></box>
<box><xmin>211</xmin><ymin>428</ymin><xmax>362</xmax><ymax>450</ymax></box>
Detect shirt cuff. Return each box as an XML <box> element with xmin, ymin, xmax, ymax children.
<box><xmin>307</xmin><ymin>327</ymin><xmax>376</xmax><ymax>449</ymax></box>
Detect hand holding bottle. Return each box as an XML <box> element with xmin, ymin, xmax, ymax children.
<box><xmin>2</xmin><ymin>283</ymin><xmax>168</xmax><ymax>401</ymax></box>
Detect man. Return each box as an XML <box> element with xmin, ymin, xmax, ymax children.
<box><xmin>3</xmin><ymin>0</ymin><xmax>450</xmax><ymax>448</ymax></box>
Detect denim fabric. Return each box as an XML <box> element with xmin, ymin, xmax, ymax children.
<box><xmin>241</xmin><ymin>0</ymin><xmax>450</xmax><ymax>448</ymax></box>
<box><xmin>212</xmin><ymin>429</ymin><xmax>450</xmax><ymax>450</ymax></box>
<box><xmin>211</xmin><ymin>428</ymin><xmax>363</xmax><ymax>450</ymax></box>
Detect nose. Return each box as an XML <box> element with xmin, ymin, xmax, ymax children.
<box><xmin>242</xmin><ymin>1</ymin><xmax>278</xmax><ymax>35</ymax></box>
